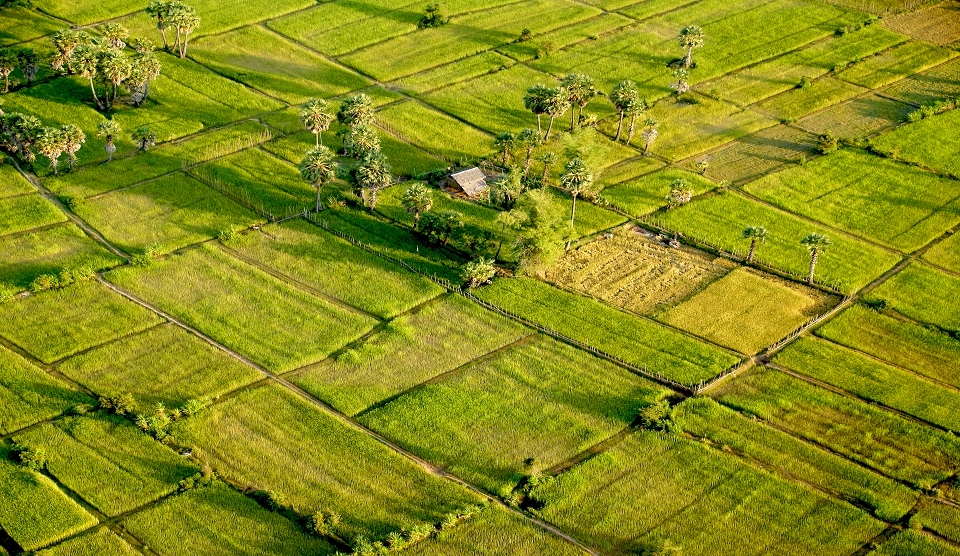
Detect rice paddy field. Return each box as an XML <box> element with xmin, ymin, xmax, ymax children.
<box><xmin>2</xmin><ymin>0</ymin><xmax>959</xmax><ymax>552</ymax></box>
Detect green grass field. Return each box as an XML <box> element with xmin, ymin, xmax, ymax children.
<box><xmin>35</xmin><ymin>527</ymin><xmax>140</xmax><ymax>556</ymax></box>
<box><xmin>912</xmin><ymin>502</ymin><xmax>960</xmax><ymax>544</ymax></box>
<box><xmin>872</xmin><ymin>263</ymin><xmax>960</xmax><ymax>332</ymax></box>
<box><xmin>14</xmin><ymin>415</ymin><xmax>198</xmax><ymax>516</ymax></box>
<box><xmin>659</xmin><ymin>267</ymin><xmax>834</xmax><ymax>354</ymax></box>
<box><xmin>837</xmin><ymin>41</ymin><xmax>956</xmax><ymax>89</ymax></box>
<box><xmin>715</xmin><ymin>367</ymin><xmax>960</xmax><ymax>488</ymax></box>
<box><xmin>883</xmin><ymin>58</ymin><xmax>960</xmax><ymax>106</ymax></box>
<box><xmin>602</xmin><ymin>168</ymin><xmax>716</xmax><ymax>217</ymax></box>
<box><xmin>0</xmin><ymin>344</ymin><xmax>91</xmax><ymax>435</ymax></box>
<box><xmin>868</xmin><ymin>530</ymin><xmax>960</xmax><ymax>556</ymax></box>
<box><xmin>376</xmin><ymin>100</ymin><xmax>494</xmax><ymax>162</ymax></box>
<box><xmin>59</xmin><ymin>323</ymin><xmax>262</xmax><ymax>408</ymax></box>
<box><xmin>106</xmin><ymin>244</ymin><xmax>376</xmax><ymax>372</ymax></box>
<box><xmin>0</xmin><ymin>224</ymin><xmax>123</xmax><ymax>291</ymax></box>
<box><xmin>871</xmin><ymin>107</ymin><xmax>960</xmax><ymax>178</ymax></box>
<box><xmin>925</xmin><ymin>231</ymin><xmax>960</xmax><ymax>273</ymax></box>
<box><xmin>796</xmin><ymin>93</ymin><xmax>912</xmax><ymax>138</ymax></box>
<box><xmin>172</xmin><ymin>383</ymin><xmax>481</xmax><ymax>539</ymax></box>
<box><xmin>474</xmin><ymin>277</ymin><xmax>741</xmax><ymax>385</ymax></box>
<box><xmin>360</xmin><ymin>336</ymin><xmax>669</xmax><ymax>495</ymax></box>
<box><xmin>123</xmin><ymin>482</ymin><xmax>335</xmax><ymax>556</ymax></box>
<box><xmin>293</xmin><ymin>294</ymin><xmax>527</xmax><ymax>415</ymax></box>
<box><xmin>0</xmin><ymin>194</ymin><xmax>65</xmax><ymax>237</ymax></box>
<box><xmin>0</xmin><ymin>164</ymin><xmax>34</xmax><ymax>198</ymax></box>
<box><xmin>756</xmin><ymin>77</ymin><xmax>866</xmax><ymax>121</ymax></box>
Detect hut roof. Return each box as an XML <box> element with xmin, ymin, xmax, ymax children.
<box><xmin>449</xmin><ymin>167</ymin><xmax>488</xmax><ymax>198</ymax></box>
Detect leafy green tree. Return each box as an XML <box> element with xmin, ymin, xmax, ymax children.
<box><xmin>560</xmin><ymin>73</ymin><xmax>596</xmax><ymax>130</ymax></box>
<box><xmin>16</xmin><ymin>48</ymin><xmax>39</xmax><ymax>85</ymax></box>
<box><xmin>300</xmin><ymin>145</ymin><xmax>338</xmax><ymax>212</ymax></box>
<box><xmin>610</xmin><ymin>80</ymin><xmax>639</xmax><ymax>142</ymax></box>
<box><xmin>678</xmin><ymin>25</ymin><xmax>705</xmax><ymax>68</ymax></box>
<box><xmin>665</xmin><ymin>178</ymin><xmax>693</xmax><ymax>208</ymax></box>
<box><xmin>50</xmin><ymin>29</ymin><xmax>87</xmax><ymax>73</ymax></box>
<box><xmin>511</xmin><ymin>188</ymin><xmax>566</xmax><ymax>274</ymax></box>
<box><xmin>337</xmin><ymin>92</ymin><xmax>374</xmax><ymax>128</ymax></box>
<box><xmin>401</xmin><ymin>183</ymin><xmax>433</xmax><ymax>229</ymax></box>
<box><xmin>0</xmin><ymin>49</ymin><xmax>16</xmax><ymax>93</ymax></box>
<box><xmin>60</xmin><ymin>124</ymin><xmax>85</xmax><ymax>171</ymax></box>
<box><xmin>35</xmin><ymin>127</ymin><xmax>66</xmax><ymax>175</ymax></box>
<box><xmin>131</xmin><ymin>126</ymin><xmax>156</xmax><ymax>151</ymax></box>
<box><xmin>523</xmin><ymin>83</ymin><xmax>549</xmax><ymax>133</ymax></box>
<box><xmin>420</xmin><ymin>209</ymin><xmax>463</xmax><ymax>246</ymax></box>
<box><xmin>169</xmin><ymin>2</ymin><xmax>200</xmax><ymax>58</ymax></box>
<box><xmin>12</xmin><ymin>443</ymin><xmax>47</xmax><ymax>471</ymax></box>
<box><xmin>418</xmin><ymin>3</ymin><xmax>448</xmax><ymax>28</ymax></box>
<box><xmin>517</xmin><ymin>128</ymin><xmax>542</xmax><ymax>175</ymax></box>
<box><xmin>100</xmin><ymin>23</ymin><xmax>129</xmax><ymax>49</ymax></box>
<box><xmin>741</xmin><ymin>225</ymin><xmax>768</xmax><ymax>264</ymax></box>
<box><xmin>641</xmin><ymin>118</ymin><xmax>658</xmax><ymax>156</ymax></box>
<box><xmin>542</xmin><ymin>86</ymin><xmax>570</xmax><ymax>140</ymax></box>
<box><xmin>96</xmin><ymin>119</ymin><xmax>121</xmax><ymax>162</ymax></box>
<box><xmin>354</xmin><ymin>150</ymin><xmax>392</xmax><ymax>210</ymax></box>
<box><xmin>489</xmin><ymin>170</ymin><xmax>524</xmax><ymax>209</ymax></box>
<box><xmin>299</xmin><ymin>98</ymin><xmax>333</xmax><ymax>146</ymax></box>
<box><xmin>560</xmin><ymin>157</ymin><xmax>594</xmax><ymax>232</ymax></box>
<box><xmin>462</xmin><ymin>258</ymin><xmax>496</xmax><ymax>288</ymax></box>
<box><xmin>801</xmin><ymin>233</ymin><xmax>830</xmax><ymax>284</ymax></box>
<box><xmin>493</xmin><ymin>131</ymin><xmax>517</xmax><ymax>167</ymax></box>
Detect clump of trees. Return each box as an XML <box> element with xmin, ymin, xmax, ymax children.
<box><xmin>418</xmin><ymin>3</ymin><xmax>448</xmax><ymax>28</ymax></box>
<box><xmin>665</xmin><ymin>178</ymin><xmax>693</xmax><ymax>209</ymax></box>
<box><xmin>300</xmin><ymin>145</ymin><xmax>338</xmax><ymax>212</ymax></box>
<box><xmin>100</xmin><ymin>392</ymin><xmax>212</xmax><ymax>442</ymax></box>
<box><xmin>11</xmin><ymin>443</ymin><xmax>48</xmax><ymax>471</ymax></box>
<box><xmin>146</xmin><ymin>0</ymin><xmax>200</xmax><ymax>57</ymax></box>
<box><xmin>462</xmin><ymin>257</ymin><xmax>496</xmax><ymax>288</ymax></box>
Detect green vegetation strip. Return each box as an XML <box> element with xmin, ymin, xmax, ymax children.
<box><xmin>868</xmin><ymin>530</ymin><xmax>960</xmax><ymax>556</ymax></box>
<box><xmin>0</xmin><ymin>224</ymin><xmax>123</xmax><ymax>291</ymax></box>
<box><xmin>872</xmin><ymin>263</ymin><xmax>960</xmax><ymax>333</ymax></box>
<box><xmin>35</xmin><ymin>527</ymin><xmax>140</xmax><ymax>556</ymax></box>
<box><xmin>912</xmin><ymin>502</ymin><xmax>960</xmax><ymax>545</ymax></box>
<box><xmin>871</xmin><ymin>108</ymin><xmax>960</xmax><ymax>179</ymax></box>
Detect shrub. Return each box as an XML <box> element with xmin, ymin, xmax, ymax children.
<box><xmin>817</xmin><ymin>132</ymin><xmax>839</xmax><ymax>154</ymax></box>
<box><xmin>134</xmin><ymin>403</ymin><xmax>173</xmax><ymax>441</ymax></box>
<box><xmin>180</xmin><ymin>397</ymin><xmax>212</xmax><ymax>417</ymax></box>
<box><xmin>798</xmin><ymin>76</ymin><xmax>813</xmax><ymax>89</ymax></box>
<box><xmin>99</xmin><ymin>393</ymin><xmax>138</xmax><ymax>416</ymax></box>
<box><xmin>638</xmin><ymin>400</ymin><xmax>673</xmax><ymax>431</ymax></box>
<box><xmin>517</xmin><ymin>28</ymin><xmax>532</xmax><ymax>42</ymax></box>
<box><xmin>217</xmin><ymin>227</ymin><xmax>238</xmax><ymax>242</ymax></box>
<box><xmin>419</xmin><ymin>209</ymin><xmax>463</xmax><ymax>246</ymax></box>
<box><xmin>29</xmin><ymin>273</ymin><xmax>56</xmax><ymax>292</ymax></box>
<box><xmin>253</xmin><ymin>489</ymin><xmax>288</xmax><ymax>512</ymax></box>
<box><xmin>11</xmin><ymin>443</ymin><xmax>48</xmax><ymax>471</ymax></box>
<box><xmin>418</xmin><ymin>4</ymin><xmax>448</xmax><ymax>28</ymax></box>
<box><xmin>461</xmin><ymin>257</ymin><xmax>496</xmax><ymax>288</ymax></box>
<box><xmin>306</xmin><ymin>509</ymin><xmax>342</xmax><ymax>537</ymax></box>
<box><xmin>535</xmin><ymin>40</ymin><xmax>556</xmax><ymax>59</ymax></box>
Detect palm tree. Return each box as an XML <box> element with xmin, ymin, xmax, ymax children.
<box><xmin>0</xmin><ymin>49</ymin><xmax>15</xmax><ymax>93</ymax></box>
<box><xmin>542</xmin><ymin>86</ymin><xmax>570</xmax><ymax>141</ymax></box>
<box><xmin>741</xmin><ymin>226</ymin><xmax>767</xmax><ymax>264</ymax></box>
<box><xmin>299</xmin><ymin>145</ymin><xmax>338</xmax><ymax>212</ymax></box>
<box><xmin>35</xmin><ymin>127</ymin><xmax>66</xmax><ymax>175</ymax></box>
<box><xmin>131</xmin><ymin>126</ymin><xmax>156</xmax><ymax>151</ymax></box>
<box><xmin>523</xmin><ymin>84</ymin><xmax>550</xmax><ymax>133</ymax></box>
<box><xmin>402</xmin><ymin>183</ymin><xmax>433</xmax><ymax>229</ymax></box>
<box><xmin>127</xmin><ymin>51</ymin><xmax>161</xmax><ymax>106</ymax></box>
<box><xmin>625</xmin><ymin>97</ymin><xmax>647</xmax><ymax>146</ymax></box>
<box><xmin>100</xmin><ymin>23</ymin><xmax>129</xmax><ymax>49</ymax></box>
<box><xmin>16</xmin><ymin>49</ymin><xmax>39</xmax><ymax>86</ymax></box>
<box><xmin>560</xmin><ymin>73</ymin><xmax>596</xmax><ymax>130</ymax></box>
<box><xmin>678</xmin><ymin>25</ymin><xmax>705</xmax><ymax>68</ymax></box>
<box><xmin>340</xmin><ymin>123</ymin><xmax>379</xmax><ymax>159</ymax></box>
<box><xmin>665</xmin><ymin>178</ymin><xmax>692</xmax><ymax>208</ymax></box>
<box><xmin>299</xmin><ymin>98</ymin><xmax>333</xmax><ymax>146</ymax></box>
<box><xmin>96</xmin><ymin>119</ymin><xmax>121</xmax><ymax>162</ymax></box>
<box><xmin>610</xmin><ymin>80</ymin><xmax>638</xmax><ymax>142</ymax></box>
<box><xmin>641</xmin><ymin>119</ymin><xmax>659</xmax><ymax>156</ymax></box>
<box><xmin>517</xmin><ymin>128</ymin><xmax>541</xmax><ymax>175</ymax></box>
<box><xmin>146</xmin><ymin>0</ymin><xmax>172</xmax><ymax>50</ymax></box>
<box><xmin>539</xmin><ymin>151</ymin><xmax>557</xmax><ymax>184</ymax></box>
<box><xmin>72</xmin><ymin>43</ymin><xmax>102</xmax><ymax>107</ymax></box>
<box><xmin>560</xmin><ymin>157</ymin><xmax>594</xmax><ymax>246</ymax></box>
<box><xmin>337</xmin><ymin>93</ymin><xmax>374</xmax><ymax>128</ymax></box>
<box><xmin>50</xmin><ymin>29</ymin><xmax>87</xmax><ymax>73</ymax></box>
<box><xmin>355</xmin><ymin>151</ymin><xmax>391</xmax><ymax>211</ymax></box>
<box><xmin>172</xmin><ymin>10</ymin><xmax>200</xmax><ymax>58</ymax></box>
<box><xmin>800</xmin><ymin>233</ymin><xmax>830</xmax><ymax>284</ymax></box>
<box><xmin>493</xmin><ymin>131</ymin><xmax>516</xmax><ymax>167</ymax></box>
<box><xmin>60</xmin><ymin>124</ymin><xmax>85</xmax><ymax>171</ymax></box>
<box><xmin>98</xmin><ymin>48</ymin><xmax>132</xmax><ymax>109</ymax></box>
<box><xmin>672</xmin><ymin>67</ymin><xmax>690</xmax><ymax>95</ymax></box>
<box><xmin>489</xmin><ymin>170</ymin><xmax>523</xmax><ymax>209</ymax></box>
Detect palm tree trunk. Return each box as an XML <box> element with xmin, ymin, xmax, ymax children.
<box><xmin>544</xmin><ymin>117</ymin><xmax>555</xmax><ymax>141</ymax></box>
<box><xmin>748</xmin><ymin>240</ymin><xmax>756</xmax><ymax>263</ymax></box>
<box><xmin>808</xmin><ymin>250</ymin><xmax>818</xmax><ymax>284</ymax></box>
<box><xmin>626</xmin><ymin>114</ymin><xmax>636</xmax><ymax>145</ymax></box>
<box><xmin>615</xmin><ymin>112</ymin><xmax>624</xmax><ymax>141</ymax></box>
<box><xmin>541</xmin><ymin>161</ymin><xmax>550</xmax><ymax>183</ymax></box>
<box><xmin>502</xmin><ymin>147</ymin><xmax>508</xmax><ymax>167</ymax></box>
<box><xmin>3</xmin><ymin>75</ymin><xmax>8</xmax><ymax>94</ymax></box>
<box><xmin>536</xmin><ymin>114</ymin><xmax>542</xmax><ymax>133</ymax></box>
<box><xmin>569</xmin><ymin>193</ymin><xmax>578</xmax><ymax>229</ymax></box>
<box><xmin>524</xmin><ymin>146</ymin><xmax>533</xmax><ymax>175</ymax></box>
<box><xmin>315</xmin><ymin>132</ymin><xmax>319</xmax><ymax>147</ymax></box>
<box><xmin>414</xmin><ymin>212</ymin><xmax>421</xmax><ymax>230</ymax></box>
<box><xmin>570</xmin><ymin>107</ymin><xmax>576</xmax><ymax>131</ymax></box>
<box><xmin>160</xmin><ymin>27</ymin><xmax>169</xmax><ymax>50</ymax></box>
<box><xmin>644</xmin><ymin>137</ymin><xmax>652</xmax><ymax>156</ymax></box>
<box><xmin>88</xmin><ymin>78</ymin><xmax>101</xmax><ymax>108</ymax></box>
<box><xmin>316</xmin><ymin>185</ymin><xmax>323</xmax><ymax>212</ymax></box>
<box><xmin>685</xmin><ymin>47</ymin><xmax>693</xmax><ymax>68</ymax></box>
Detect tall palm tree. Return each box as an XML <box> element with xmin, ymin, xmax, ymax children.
<box><xmin>169</xmin><ymin>3</ymin><xmax>199</xmax><ymax>58</ymax></box>
<box><xmin>523</xmin><ymin>84</ymin><xmax>549</xmax><ymax>133</ymax></box>
<box><xmin>355</xmin><ymin>151</ymin><xmax>392</xmax><ymax>211</ymax></box>
<box><xmin>71</xmin><ymin>43</ymin><xmax>102</xmax><ymax>108</ymax></box>
<box><xmin>402</xmin><ymin>183</ymin><xmax>433</xmax><ymax>229</ymax></box>
<box><xmin>560</xmin><ymin>73</ymin><xmax>596</xmax><ymax>131</ymax></box>
<box><xmin>672</xmin><ymin>67</ymin><xmax>690</xmax><ymax>95</ymax></box>
<box><xmin>489</xmin><ymin>170</ymin><xmax>524</xmax><ymax>210</ymax></box>
<box><xmin>98</xmin><ymin>48</ymin><xmax>132</xmax><ymax>109</ymax></box>
<box><xmin>299</xmin><ymin>145</ymin><xmax>338</xmax><ymax>212</ymax></box>
<box><xmin>539</xmin><ymin>151</ymin><xmax>557</xmax><ymax>184</ymax></box>
<box><xmin>50</xmin><ymin>29</ymin><xmax>87</xmax><ymax>73</ymax></box>
<box><xmin>665</xmin><ymin>178</ymin><xmax>692</xmax><ymax>208</ymax></box>
<box><xmin>35</xmin><ymin>127</ymin><xmax>66</xmax><ymax>175</ymax></box>
<box><xmin>131</xmin><ymin>126</ymin><xmax>156</xmax><ymax>151</ymax></box>
<box><xmin>337</xmin><ymin>93</ymin><xmax>374</xmax><ymax>128</ymax></box>
<box><xmin>542</xmin><ymin>86</ymin><xmax>570</xmax><ymax>141</ymax></box>
<box><xmin>60</xmin><ymin>124</ymin><xmax>85</xmax><ymax>171</ymax></box>
<box><xmin>340</xmin><ymin>123</ymin><xmax>379</xmax><ymax>159</ymax></box>
<box><xmin>127</xmin><ymin>50</ymin><xmax>162</xmax><ymax>106</ymax></box>
<box><xmin>610</xmin><ymin>80</ymin><xmax>638</xmax><ymax>142</ymax></box>
<box><xmin>678</xmin><ymin>25</ymin><xmax>705</xmax><ymax>69</ymax></box>
<box><xmin>493</xmin><ymin>131</ymin><xmax>516</xmax><ymax>167</ymax></box>
<box><xmin>96</xmin><ymin>119</ymin><xmax>121</xmax><ymax>162</ymax></box>
<box><xmin>0</xmin><ymin>49</ymin><xmax>15</xmax><ymax>93</ymax></box>
<box><xmin>641</xmin><ymin>118</ymin><xmax>659</xmax><ymax>156</ymax></box>
<box><xmin>560</xmin><ymin>157</ymin><xmax>594</xmax><ymax>244</ymax></box>
<box><xmin>146</xmin><ymin>0</ymin><xmax>172</xmax><ymax>51</ymax></box>
<box><xmin>100</xmin><ymin>23</ymin><xmax>129</xmax><ymax>49</ymax></box>
<box><xmin>625</xmin><ymin>98</ymin><xmax>647</xmax><ymax>146</ymax></box>
<box><xmin>17</xmin><ymin>49</ymin><xmax>40</xmax><ymax>85</ymax></box>
<box><xmin>517</xmin><ymin>128</ymin><xmax>542</xmax><ymax>175</ymax></box>
<box><xmin>299</xmin><ymin>98</ymin><xmax>333</xmax><ymax>146</ymax></box>
<box><xmin>801</xmin><ymin>233</ymin><xmax>830</xmax><ymax>284</ymax></box>
<box><xmin>741</xmin><ymin>226</ymin><xmax>767</xmax><ymax>264</ymax></box>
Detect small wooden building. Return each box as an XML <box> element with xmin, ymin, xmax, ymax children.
<box><xmin>447</xmin><ymin>167</ymin><xmax>488</xmax><ymax>199</ymax></box>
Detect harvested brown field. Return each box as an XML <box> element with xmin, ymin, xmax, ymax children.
<box><xmin>797</xmin><ymin>94</ymin><xmax>913</xmax><ymax>137</ymax></box>
<box><xmin>546</xmin><ymin>226</ymin><xmax>736</xmax><ymax>315</ymax></box>
<box><xmin>883</xmin><ymin>58</ymin><xmax>960</xmax><ymax>105</ymax></box>
<box><xmin>820</xmin><ymin>0</ymin><xmax>938</xmax><ymax>14</ymax></box>
<box><xmin>883</xmin><ymin>1</ymin><xmax>960</xmax><ymax>44</ymax></box>
<box><xmin>688</xmin><ymin>125</ymin><xmax>818</xmax><ymax>184</ymax></box>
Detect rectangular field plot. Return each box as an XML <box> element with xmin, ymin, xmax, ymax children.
<box><xmin>797</xmin><ymin>93</ymin><xmax>913</xmax><ymax>138</ymax></box>
<box><xmin>497</xmin><ymin>12</ymin><xmax>635</xmax><ymax>62</ymax></box>
<box><xmin>816</xmin><ymin>304</ymin><xmax>960</xmax><ymax>388</ymax></box>
<box><xmin>223</xmin><ymin>220</ymin><xmax>443</xmax><ymax>318</ymax></box>
<box><xmin>528</xmin><ymin>431</ymin><xmax>884</xmax><ymax>556</ymax></box>
<box><xmin>912</xmin><ymin>502</ymin><xmax>960</xmax><ymax>544</ymax></box>
<box><xmin>883</xmin><ymin>1</ymin><xmax>960</xmax><ymax>45</ymax></box>
<box><xmin>703</xmin><ymin>25</ymin><xmax>906</xmax><ymax>107</ymax></box>
<box><xmin>59</xmin><ymin>324</ymin><xmax>262</xmax><ymax>408</ymax></box>
<box><xmin>123</xmin><ymin>482</ymin><xmax>334</xmax><ymax>556</ymax></box>
<box><xmin>744</xmin><ymin>149</ymin><xmax>960</xmax><ymax>252</ymax></box>
<box><xmin>293</xmin><ymin>294</ymin><xmax>527</xmax><ymax>415</ymax></box>
<box><xmin>0</xmin><ymin>224</ymin><xmax>123</xmax><ymax>292</ymax></box>
<box><xmin>0</xmin><ymin>164</ymin><xmax>35</xmax><ymax>198</ymax></box>
<box><xmin>0</xmin><ymin>447</ymin><xmax>98</xmax><ymax>552</ymax></box>
<box><xmin>376</xmin><ymin>101</ymin><xmax>493</xmax><ymax>162</ymax></box>
<box><xmin>106</xmin><ymin>244</ymin><xmax>376</xmax><ymax>373</ymax></box>
<box><xmin>872</xmin><ymin>263</ymin><xmax>960</xmax><ymax>332</ymax></box>
<box><xmin>76</xmin><ymin>173</ymin><xmax>258</xmax><ymax>255</ymax></box>
<box><xmin>838</xmin><ymin>41</ymin><xmax>957</xmax><ymax>89</ymax></box>
<box><xmin>113</xmin><ymin>0</ymin><xmax>315</xmax><ymax>39</ymax></box>
<box><xmin>0</xmin><ymin>194</ymin><xmax>66</xmax><ymax>237</ymax></box>
<box><xmin>715</xmin><ymin>367</ymin><xmax>960</xmax><ymax>488</ymax></box>
<box><xmin>660</xmin><ymin>268</ymin><xmax>835</xmax><ymax>354</ymax></box>
<box><xmin>868</xmin><ymin>530</ymin><xmax>960</xmax><ymax>556</ymax></box>
<box><xmin>691</xmin><ymin>125</ymin><xmax>817</xmax><ymax>184</ymax></box>
<box><xmin>0</xmin><ymin>6</ymin><xmax>62</xmax><ymax>44</ymax></box>
<box><xmin>393</xmin><ymin>52</ymin><xmax>516</xmax><ymax>95</ymax></box>
<box><xmin>602</xmin><ymin>168</ymin><xmax>717</xmax><ymax>216</ymax></box>
<box><xmin>405</xmin><ymin>505</ymin><xmax>584</xmax><ymax>555</ymax></box>
<box><xmin>172</xmin><ymin>384</ymin><xmax>481</xmax><ymax>539</ymax></box>
<box><xmin>14</xmin><ymin>415</ymin><xmax>198</xmax><ymax>516</ymax></box>
<box><xmin>472</xmin><ymin>277</ymin><xmax>741</xmax><ymax>385</ymax></box>
<box><xmin>340</xmin><ymin>0</ymin><xmax>601</xmax><ymax>81</ymax></box>
<box><xmin>597</xmin><ymin>156</ymin><xmax>665</xmax><ymax>188</ymax></box>
<box><xmin>656</xmin><ymin>193</ymin><xmax>900</xmax><ymax>292</ymax></box>
<box><xmin>0</xmin><ymin>281</ymin><xmax>162</xmax><ymax>364</ymax></box>
<box><xmin>673</xmin><ymin>398</ymin><xmax>918</xmax><ymax>521</ymax></box>
<box><xmin>756</xmin><ymin>78</ymin><xmax>866</xmax><ymax>121</ymax></box>
<box><xmin>925</xmin><ymin>231</ymin><xmax>960</xmax><ymax>273</ymax></box>
<box><xmin>360</xmin><ymin>336</ymin><xmax>669</xmax><ymax>495</ymax></box>
<box><xmin>871</xmin><ymin>108</ymin><xmax>960</xmax><ymax>178</ymax></box>
<box><xmin>190</xmin><ymin>26</ymin><xmax>371</xmax><ymax>104</ymax></box>
<box><xmin>883</xmin><ymin>58</ymin><xmax>960</xmax><ymax>105</ymax></box>
<box><xmin>546</xmin><ymin>227</ymin><xmax>736</xmax><ymax>315</ymax></box>
<box><xmin>0</xmin><ymin>344</ymin><xmax>91</xmax><ymax>435</ymax></box>
<box><xmin>35</xmin><ymin>527</ymin><xmax>139</xmax><ymax>556</ymax></box>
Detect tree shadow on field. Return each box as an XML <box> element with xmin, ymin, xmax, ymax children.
<box><xmin>336</xmin><ymin>0</ymin><xmax>422</xmax><ymax>25</ymax></box>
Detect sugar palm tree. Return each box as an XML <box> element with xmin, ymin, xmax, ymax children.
<box><xmin>539</xmin><ymin>151</ymin><xmax>557</xmax><ymax>184</ymax></box>
<box><xmin>801</xmin><ymin>233</ymin><xmax>830</xmax><ymax>284</ymax></box>
<box><xmin>641</xmin><ymin>118</ymin><xmax>659</xmax><ymax>156</ymax></box>
<box><xmin>0</xmin><ymin>49</ymin><xmax>15</xmax><ymax>93</ymax></box>
<box><xmin>523</xmin><ymin>84</ymin><xmax>549</xmax><ymax>133</ymax></box>
<box><xmin>741</xmin><ymin>226</ymin><xmax>767</xmax><ymax>264</ymax></box>
<box><xmin>35</xmin><ymin>127</ymin><xmax>66</xmax><ymax>175</ymax></box>
<box><xmin>60</xmin><ymin>124</ymin><xmax>85</xmax><ymax>171</ymax></box>
<box><xmin>340</xmin><ymin>123</ymin><xmax>379</xmax><ymax>159</ymax></box>
<box><xmin>337</xmin><ymin>93</ymin><xmax>374</xmax><ymax>128</ymax></box>
<box><xmin>50</xmin><ymin>29</ymin><xmax>87</xmax><ymax>73</ymax></box>
<box><xmin>299</xmin><ymin>145</ymin><xmax>338</xmax><ymax>212</ymax></box>
<box><xmin>560</xmin><ymin>73</ymin><xmax>596</xmax><ymax>131</ymax></box>
<box><xmin>127</xmin><ymin>50</ymin><xmax>161</xmax><ymax>106</ymax></box>
<box><xmin>517</xmin><ymin>128</ymin><xmax>542</xmax><ymax>175</ymax></box>
<box><xmin>100</xmin><ymin>23</ymin><xmax>129</xmax><ymax>49</ymax></box>
<box><xmin>678</xmin><ymin>25</ymin><xmax>705</xmax><ymax>68</ymax></box>
<box><xmin>146</xmin><ymin>0</ymin><xmax>172</xmax><ymax>50</ymax></box>
<box><xmin>542</xmin><ymin>86</ymin><xmax>570</xmax><ymax>141</ymax></box>
<box><xmin>299</xmin><ymin>98</ymin><xmax>333</xmax><ymax>146</ymax></box>
<box><xmin>489</xmin><ymin>170</ymin><xmax>524</xmax><ymax>210</ymax></box>
<box><xmin>355</xmin><ymin>151</ymin><xmax>392</xmax><ymax>211</ymax></box>
<box><xmin>625</xmin><ymin>97</ymin><xmax>647</xmax><ymax>146</ymax></box>
<box><xmin>169</xmin><ymin>3</ymin><xmax>200</xmax><ymax>58</ymax></box>
<box><xmin>402</xmin><ymin>183</ymin><xmax>433</xmax><ymax>229</ymax></box>
<box><xmin>672</xmin><ymin>67</ymin><xmax>690</xmax><ymax>95</ymax></box>
<box><xmin>96</xmin><ymin>119</ymin><xmax>121</xmax><ymax>162</ymax></box>
<box><xmin>72</xmin><ymin>43</ymin><xmax>102</xmax><ymax>107</ymax></box>
<box><xmin>560</xmin><ymin>157</ymin><xmax>594</xmax><ymax>246</ymax></box>
<box><xmin>17</xmin><ymin>49</ymin><xmax>39</xmax><ymax>85</ymax></box>
<box><xmin>665</xmin><ymin>178</ymin><xmax>692</xmax><ymax>208</ymax></box>
<box><xmin>610</xmin><ymin>80</ymin><xmax>639</xmax><ymax>142</ymax></box>
<box><xmin>493</xmin><ymin>131</ymin><xmax>516</xmax><ymax>167</ymax></box>
<box><xmin>131</xmin><ymin>126</ymin><xmax>156</xmax><ymax>151</ymax></box>
<box><xmin>98</xmin><ymin>48</ymin><xmax>132</xmax><ymax>109</ymax></box>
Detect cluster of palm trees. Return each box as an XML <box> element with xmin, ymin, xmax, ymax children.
<box><xmin>0</xmin><ymin>48</ymin><xmax>39</xmax><ymax>93</ymax></box>
<box><xmin>145</xmin><ymin>0</ymin><xmax>200</xmax><ymax>58</ymax></box>
<box><xmin>297</xmin><ymin>93</ymin><xmax>393</xmax><ymax>213</ymax></box>
<box><xmin>0</xmin><ymin>111</ymin><xmax>86</xmax><ymax>174</ymax></box>
<box><xmin>741</xmin><ymin>226</ymin><xmax>831</xmax><ymax>284</ymax></box>
<box><xmin>50</xmin><ymin>26</ymin><xmax>161</xmax><ymax>110</ymax></box>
